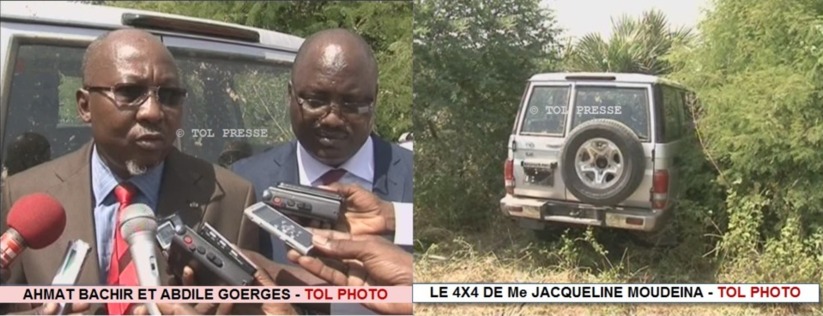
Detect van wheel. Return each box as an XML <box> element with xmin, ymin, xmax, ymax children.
<box><xmin>560</xmin><ymin>119</ymin><xmax>645</xmax><ymax>206</ymax></box>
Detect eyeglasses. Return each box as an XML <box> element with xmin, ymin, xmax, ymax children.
<box><xmin>84</xmin><ymin>83</ymin><xmax>188</xmax><ymax>108</ymax></box>
<box><xmin>290</xmin><ymin>84</ymin><xmax>373</xmax><ymax>117</ymax></box>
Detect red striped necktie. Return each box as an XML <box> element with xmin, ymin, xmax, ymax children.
<box><xmin>106</xmin><ymin>183</ymin><xmax>138</xmax><ymax>315</ymax></box>
<box><xmin>320</xmin><ymin>168</ymin><xmax>347</xmax><ymax>185</ymax></box>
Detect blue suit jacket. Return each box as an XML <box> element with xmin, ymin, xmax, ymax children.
<box><xmin>230</xmin><ymin>136</ymin><xmax>414</xmax><ymax>260</ymax></box>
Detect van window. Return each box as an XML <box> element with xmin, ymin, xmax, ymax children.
<box><xmin>660</xmin><ymin>85</ymin><xmax>686</xmax><ymax>142</ymax></box>
<box><xmin>3</xmin><ymin>41</ymin><xmax>293</xmax><ymax>175</ymax></box>
<box><xmin>571</xmin><ymin>86</ymin><xmax>650</xmax><ymax>140</ymax></box>
<box><xmin>519</xmin><ymin>86</ymin><xmax>570</xmax><ymax>135</ymax></box>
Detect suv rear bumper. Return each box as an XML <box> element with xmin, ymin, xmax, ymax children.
<box><xmin>499</xmin><ymin>194</ymin><xmax>668</xmax><ymax>232</ymax></box>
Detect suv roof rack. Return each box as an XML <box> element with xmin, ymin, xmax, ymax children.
<box><xmin>0</xmin><ymin>2</ymin><xmax>303</xmax><ymax>51</ymax></box>
<box><xmin>564</xmin><ymin>74</ymin><xmax>616</xmax><ymax>81</ymax></box>
<box><xmin>122</xmin><ymin>13</ymin><xmax>260</xmax><ymax>43</ymax></box>
<box><xmin>528</xmin><ymin>72</ymin><xmax>688</xmax><ymax>89</ymax></box>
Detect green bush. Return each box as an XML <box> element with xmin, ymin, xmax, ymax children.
<box><xmin>413</xmin><ymin>0</ymin><xmax>562</xmax><ymax>232</ymax></box>
<box><xmin>668</xmin><ymin>0</ymin><xmax>823</xmax><ymax>285</ymax></box>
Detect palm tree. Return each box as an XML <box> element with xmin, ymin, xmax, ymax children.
<box><xmin>564</xmin><ymin>9</ymin><xmax>694</xmax><ymax>75</ymax></box>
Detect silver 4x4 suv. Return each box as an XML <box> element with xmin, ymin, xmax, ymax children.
<box><xmin>500</xmin><ymin>72</ymin><xmax>693</xmax><ymax>239</ymax></box>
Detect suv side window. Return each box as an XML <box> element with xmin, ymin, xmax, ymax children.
<box><xmin>168</xmin><ymin>48</ymin><xmax>292</xmax><ymax>165</ymax></box>
<box><xmin>519</xmin><ymin>85</ymin><xmax>570</xmax><ymax>135</ymax></box>
<box><xmin>660</xmin><ymin>85</ymin><xmax>686</xmax><ymax>142</ymax></box>
<box><xmin>3</xmin><ymin>43</ymin><xmax>88</xmax><ymax>177</ymax></box>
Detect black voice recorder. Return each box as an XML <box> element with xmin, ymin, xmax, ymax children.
<box><xmin>155</xmin><ymin>213</ymin><xmax>257</xmax><ymax>286</ymax></box>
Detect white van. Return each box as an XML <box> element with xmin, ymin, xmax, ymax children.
<box><xmin>0</xmin><ymin>1</ymin><xmax>303</xmax><ymax>174</ymax></box>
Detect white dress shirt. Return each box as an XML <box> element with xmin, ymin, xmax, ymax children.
<box><xmin>296</xmin><ymin>136</ymin><xmax>412</xmax><ymax>315</ymax></box>
<box><xmin>296</xmin><ymin>136</ymin><xmax>413</xmax><ymax>245</ymax></box>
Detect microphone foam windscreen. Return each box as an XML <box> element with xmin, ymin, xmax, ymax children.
<box><xmin>7</xmin><ymin>193</ymin><xmax>67</xmax><ymax>249</ymax></box>
<box><xmin>119</xmin><ymin>204</ymin><xmax>158</xmax><ymax>240</ymax></box>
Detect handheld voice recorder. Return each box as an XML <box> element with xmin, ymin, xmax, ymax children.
<box><xmin>261</xmin><ymin>182</ymin><xmax>344</xmax><ymax>226</ymax></box>
<box><xmin>244</xmin><ymin>202</ymin><xmax>315</xmax><ymax>256</ymax></box>
<box><xmin>155</xmin><ymin>213</ymin><xmax>257</xmax><ymax>286</ymax></box>
<box><xmin>53</xmin><ymin>239</ymin><xmax>91</xmax><ymax>315</ymax></box>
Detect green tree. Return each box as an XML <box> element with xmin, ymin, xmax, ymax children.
<box><xmin>99</xmin><ymin>1</ymin><xmax>412</xmax><ymax>140</ymax></box>
<box><xmin>565</xmin><ymin>9</ymin><xmax>694</xmax><ymax>75</ymax></box>
<box><xmin>414</xmin><ymin>0</ymin><xmax>562</xmax><ymax>232</ymax></box>
<box><xmin>668</xmin><ymin>0</ymin><xmax>823</xmax><ymax>285</ymax></box>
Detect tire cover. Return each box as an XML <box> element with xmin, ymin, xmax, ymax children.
<box><xmin>560</xmin><ymin>119</ymin><xmax>646</xmax><ymax>206</ymax></box>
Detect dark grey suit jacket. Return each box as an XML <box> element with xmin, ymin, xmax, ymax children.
<box><xmin>229</xmin><ymin>136</ymin><xmax>413</xmax><ymax>260</ymax></box>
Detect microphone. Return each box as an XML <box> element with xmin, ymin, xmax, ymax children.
<box><xmin>119</xmin><ymin>204</ymin><xmax>162</xmax><ymax>316</ymax></box>
<box><xmin>0</xmin><ymin>193</ymin><xmax>66</xmax><ymax>270</ymax></box>
<box><xmin>119</xmin><ymin>204</ymin><xmax>161</xmax><ymax>286</ymax></box>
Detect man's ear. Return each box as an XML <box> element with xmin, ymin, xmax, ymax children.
<box><xmin>76</xmin><ymin>89</ymin><xmax>92</xmax><ymax>123</ymax></box>
<box><xmin>287</xmin><ymin>81</ymin><xmax>294</xmax><ymax>99</ymax></box>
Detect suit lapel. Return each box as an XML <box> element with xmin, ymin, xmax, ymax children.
<box><xmin>47</xmin><ymin>142</ymin><xmax>100</xmax><ymax>286</ymax></box>
<box><xmin>156</xmin><ymin>149</ymin><xmax>220</xmax><ymax>223</ymax></box>
<box><xmin>272</xmin><ymin>141</ymin><xmax>299</xmax><ymax>185</ymax></box>
<box><xmin>154</xmin><ymin>149</ymin><xmax>223</xmax><ymax>285</ymax></box>
<box><xmin>257</xmin><ymin>141</ymin><xmax>299</xmax><ymax>258</ymax></box>
<box><xmin>372</xmin><ymin>137</ymin><xmax>401</xmax><ymax>201</ymax></box>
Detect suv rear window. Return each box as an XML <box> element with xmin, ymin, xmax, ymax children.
<box><xmin>571</xmin><ymin>86</ymin><xmax>650</xmax><ymax>139</ymax></box>
<box><xmin>519</xmin><ymin>86</ymin><xmax>570</xmax><ymax>135</ymax></box>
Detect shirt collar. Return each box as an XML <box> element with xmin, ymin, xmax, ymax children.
<box><xmin>90</xmin><ymin>145</ymin><xmax>165</xmax><ymax>207</ymax></box>
<box><xmin>297</xmin><ymin>136</ymin><xmax>374</xmax><ymax>185</ymax></box>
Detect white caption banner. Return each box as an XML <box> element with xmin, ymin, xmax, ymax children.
<box><xmin>413</xmin><ymin>283</ymin><xmax>821</xmax><ymax>303</ymax></box>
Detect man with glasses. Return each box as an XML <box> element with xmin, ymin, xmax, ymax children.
<box><xmin>230</xmin><ymin>28</ymin><xmax>413</xmax><ymax>315</ymax></box>
<box><xmin>0</xmin><ymin>29</ymin><xmax>269</xmax><ymax>315</ymax></box>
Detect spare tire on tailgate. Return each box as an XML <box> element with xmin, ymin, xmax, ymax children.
<box><xmin>560</xmin><ymin>119</ymin><xmax>645</xmax><ymax>206</ymax></box>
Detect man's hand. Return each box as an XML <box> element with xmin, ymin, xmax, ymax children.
<box><xmin>321</xmin><ymin>183</ymin><xmax>395</xmax><ymax>236</ymax></box>
<box><xmin>229</xmin><ymin>255</ymin><xmax>298</xmax><ymax>316</ymax></box>
<box><xmin>241</xmin><ymin>249</ymin><xmax>330</xmax><ymax>314</ymax></box>
<box><xmin>167</xmin><ymin>266</ymin><xmax>232</xmax><ymax>315</ymax></box>
<box><xmin>160</xmin><ymin>252</ymin><xmax>299</xmax><ymax>315</ymax></box>
<box><xmin>133</xmin><ymin>303</ymin><xmax>197</xmax><ymax>315</ymax></box>
<box><xmin>1</xmin><ymin>269</ymin><xmax>88</xmax><ymax>315</ymax></box>
<box><xmin>286</xmin><ymin>229</ymin><xmax>412</xmax><ymax>315</ymax></box>
<box><xmin>8</xmin><ymin>303</ymin><xmax>90</xmax><ymax>315</ymax></box>
<box><xmin>0</xmin><ymin>267</ymin><xmax>9</xmax><ymax>283</ymax></box>
<box><xmin>286</xmin><ymin>229</ymin><xmax>412</xmax><ymax>287</ymax></box>
<box><xmin>253</xmin><ymin>268</ymin><xmax>298</xmax><ymax>315</ymax></box>
<box><xmin>135</xmin><ymin>266</ymin><xmax>297</xmax><ymax>316</ymax></box>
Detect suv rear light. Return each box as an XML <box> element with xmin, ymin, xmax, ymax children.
<box><xmin>504</xmin><ymin>159</ymin><xmax>514</xmax><ymax>194</ymax></box>
<box><xmin>651</xmin><ymin>169</ymin><xmax>669</xmax><ymax>209</ymax></box>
